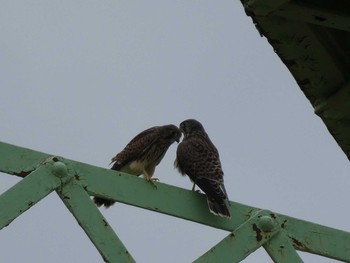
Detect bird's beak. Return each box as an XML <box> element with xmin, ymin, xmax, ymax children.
<box><xmin>175</xmin><ymin>134</ymin><xmax>182</xmax><ymax>143</ymax></box>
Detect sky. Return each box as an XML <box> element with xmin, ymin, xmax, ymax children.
<box><xmin>1</xmin><ymin>1</ymin><xmax>350</xmax><ymax>262</ymax></box>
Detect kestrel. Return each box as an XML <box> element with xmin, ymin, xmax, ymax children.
<box><xmin>175</xmin><ymin>119</ymin><xmax>231</xmax><ymax>219</ymax></box>
<box><xmin>93</xmin><ymin>124</ymin><xmax>181</xmax><ymax>208</ymax></box>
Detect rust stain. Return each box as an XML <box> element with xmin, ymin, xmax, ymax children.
<box><xmin>102</xmin><ymin>219</ymin><xmax>109</xmax><ymax>227</ymax></box>
<box><xmin>12</xmin><ymin>170</ymin><xmax>32</xmax><ymax>178</ymax></box>
<box><xmin>291</xmin><ymin>237</ymin><xmax>310</xmax><ymax>252</ymax></box>
<box><xmin>226</xmin><ymin>232</ymin><xmax>235</xmax><ymax>244</ymax></box>
<box><xmin>281</xmin><ymin>219</ymin><xmax>287</xmax><ymax>229</ymax></box>
<box><xmin>252</xmin><ymin>223</ymin><xmax>262</xmax><ymax>242</ymax></box>
<box><xmin>292</xmin><ymin>238</ymin><xmax>303</xmax><ymax>247</ymax></box>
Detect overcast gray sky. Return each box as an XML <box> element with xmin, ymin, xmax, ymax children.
<box><xmin>1</xmin><ymin>1</ymin><xmax>350</xmax><ymax>262</ymax></box>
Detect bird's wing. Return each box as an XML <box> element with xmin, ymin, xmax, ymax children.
<box><xmin>111</xmin><ymin>126</ymin><xmax>160</xmax><ymax>169</ymax></box>
<box><xmin>176</xmin><ymin>137</ymin><xmax>227</xmax><ymax>201</ymax></box>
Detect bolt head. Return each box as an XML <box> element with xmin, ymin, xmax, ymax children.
<box><xmin>258</xmin><ymin>215</ymin><xmax>275</xmax><ymax>232</ymax></box>
<box><xmin>52</xmin><ymin>161</ymin><xmax>67</xmax><ymax>177</ymax></box>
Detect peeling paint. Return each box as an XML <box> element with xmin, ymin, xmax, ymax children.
<box><xmin>291</xmin><ymin>237</ymin><xmax>310</xmax><ymax>252</ymax></box>
<box><xmin>102</xmin><ymin>219</ymin><xmax>109</xmax><ymax>227</ymax></box>
<box><xmin>11</xmin><ymin>170</ymin><xmax>33</xmax><ymax>178</ymax></box>
<box><xmin>252</xmin><ymin>223</ymin><xmax>262</xmax><ymax>242</ymax></box>
<box><xmin>281</xmin><ymin>219</ymin><xmax>287</xmax><ymax>229</ymax></box>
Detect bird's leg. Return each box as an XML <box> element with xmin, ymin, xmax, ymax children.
<box><xmin>146</xmin><ymin>177</ymin><xmax>158</xmax><ymax>188</ymax></box>
<box><xmin>192</xmin><ymin>183</ymin><xmax>201</xmax><ymax>193</ymax></box>
<box><xmin>144</xmin><ymin>168</ymin><xmax>157</xmax><ymax>188</ymax></box>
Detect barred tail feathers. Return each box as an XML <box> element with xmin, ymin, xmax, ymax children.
<box><xmin>207</xmin><ymin>197</ymin><xmax>231</xmax><ymax>219</ymax></box>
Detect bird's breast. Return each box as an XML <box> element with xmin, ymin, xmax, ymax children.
<box><xmin>120</xmin><ymin>160</ymin><xmax>144</xmax><ymax>176</ymax></box>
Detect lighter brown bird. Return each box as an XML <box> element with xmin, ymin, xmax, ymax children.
<box><xmin>94</xmin><ymin>124</ymin><xmax>181</xmax><ymax>208</ymax></box>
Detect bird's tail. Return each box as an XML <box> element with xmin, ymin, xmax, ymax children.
<box><xmin>207</xmin><ymin>197</ymin><xmax>231</xmax><ymax>219</ymax></box>
<box><xmin>111</xmin><ymin>161</ymin><xmax>122</xmax><ymax>171</ymax></box>
<box><xmin>93</xmin><ymin>197</ymin><xmax>115</xmax><ymax>208</ymax></box>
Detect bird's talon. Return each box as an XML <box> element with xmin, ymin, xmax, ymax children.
<box><xmin>146</xmin><ymin>178</ymin><xmax>158</xmax><ymax>189</ymax></box>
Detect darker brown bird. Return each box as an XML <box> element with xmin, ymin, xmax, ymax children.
<box><xmin>94</xmin><ymin>124</ymin><xmax>181</xmax><ymax>208</ymax></box>
<box><xmin>175</xmin><ymin>119</ymin><xmax>231</xmax><ymax>219</ymax></box>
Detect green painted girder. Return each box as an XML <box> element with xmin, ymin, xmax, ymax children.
<box><xmin>240</xmin><ymin>0</ymin><xmax>350</xmax><ymax>160</ymax></box>
<box><xmin>56</xmin><ymin>161</ymin><xmax>135</xmax><ymax>263</ymax></box>
<box><xmin>1</xmin><ymin>141</ymin><xmax>350</xmax><ymax>262</ymax></box>
<box><xmin>195</xmin><ymin>210</ymin><xmax>304</xmax><ymax>263</ymax></box>
<box><xmin>264</xmin><ymin>230</ymin><xmax>304</xmax><ymax>263</ymax></box>
<box><xmin>0</xmin><ymin>154</ymin><xmax>134</xmax><ymax>263</ymax></box>
<box><xmin>194</xmin><ymin>210</ymin><xmax>282</xmax><ymax>263</ymax></box>
<box><xmin>0</xmin><ymin>162</ymin><xmax>62</xmax><ymax>229</ymax></box>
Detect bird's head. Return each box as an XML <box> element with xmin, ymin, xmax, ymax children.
<box><xmin>161</xmin><ymin>124</ymin><xmax>182</xmax><ymax>143</ymax></box>
<box><xmin>179</xmin><ymin>119</ymin><xmax>205</xmax><ymax>137</ymax></box>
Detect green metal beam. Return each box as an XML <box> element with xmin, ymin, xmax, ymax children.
<box><xmin>77</xmin><ymin>162</ymin><xmax>257</xmax><ymax>231</ymax></box>
<box><xmin>279</xmin><ymin>214</ymin><xmax>350</xmax><ymax>262</ymax></box>
<box><xmin>264</xmin><ymin>230</ymin><xmax>303</xmax><ymax>263</ymax></box>
<box><xmin>0</xmin><ymin>141</ymin><xmax>49</xmax><ymax>177</ymax></box>
<box><xmin>0</xmin><ymin>160</ymin><xmax>62</xmax><ymax>230</ymax></box>
<box><xmin>194</xmin><ymin>211</ymin><xmax>280</xmax><ymax>263</ymax></box>
<box><xmin>58</xmin><ymin>150</ymin><xmax>350</xmax><ymax>262</ymax></box>
<box><xmin>56</xmin><ymin>161</ymin><xmax>135</xmax><ymax>263</ymax></box>
<box><xmin>1</xmin><ymin>141</ymin><xmax>350</xmax><ymax>262</ymax></box>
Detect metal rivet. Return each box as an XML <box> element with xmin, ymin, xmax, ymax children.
<box><xmin>258</xmin><ymin>215</ymin><xmax>275</xmax><ymax>232</ymax></box>
<box><xmin>52</xmin><ymin>161</ymin><xmax>68</xmax><ymax>177</ymax></box>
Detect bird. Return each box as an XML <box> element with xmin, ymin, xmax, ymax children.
<box><xmin>175</xmin><ymin>119</ymin><xmax>231</xmax><ymax>219</ymax></box>
<box><xmin>93</xmin><ymin>124</ymin><xmax>182</xmax><ymax>208</ymax></box>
